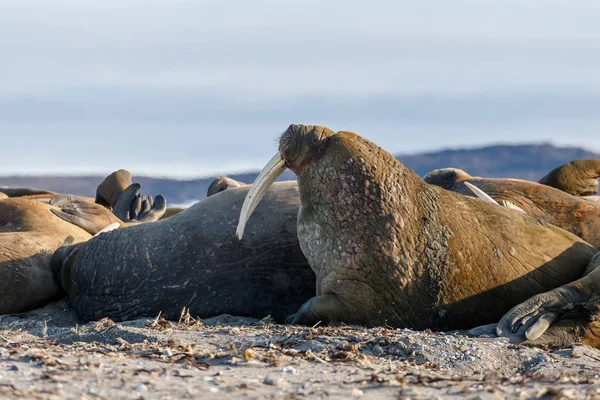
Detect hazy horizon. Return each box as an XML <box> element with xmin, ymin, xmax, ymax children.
<box><xmin>2</xmin><ymin>1</ymin><xmax>600</xmax><ymax>178</ymax></box>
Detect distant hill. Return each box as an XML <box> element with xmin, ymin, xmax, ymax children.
<box><xmin>2</xmin><ymin>143</ymin><xmax>599</xmax><ymax>205</ymax></box>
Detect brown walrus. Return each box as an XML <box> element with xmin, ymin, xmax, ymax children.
<box><xmin>0</xmin><ymin>171</ymin><xmax>166</xmax><ymax>314</ymax></box>
<box><xmin>423</xmin><ymin>168</ymin><xmax>600</xmax><ymax>248</ymax></box>
<box><xmin>0</xmin><ymin>169</ymin><xmax>131</xmax><ymax>206</ymax></box>
<box><xmin>207</xmin><ymin>176</ymin><xmax>249</xmax><ymax>197</ymax></box>
<box><xmin>237</xmin><ymin>124</ymin><xmax>600</xmax><ymax>348</ymax></box>
<box><xmin>0</xmin><ymin>187</ymin><xmax>56</xmax><ymax>198</ymax></box>
<box><xmin>538</xmin><ymin>159</ymin><xmax>600</xmax><ymax>196</ymax></box>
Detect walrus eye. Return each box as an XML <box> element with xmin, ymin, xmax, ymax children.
<box><xmin>310</xmin><ymin>134</ymin><xmax>319</xmax><ymax>146</ymax></box>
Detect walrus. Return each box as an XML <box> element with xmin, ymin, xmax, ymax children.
<box><xmin>423</xmin><ymin>168</ymin><xmax>600</xmax><ymax>248</ymax></box>
<box><xmin>50</xmin><ymin>180</ymin><xmax>315</xmax><ymax>323</ymax></box>
<box><xmin>0</xmin><ymin>172</ymin><xmax>166</xmax><ymax>314</ymax></box>
<box><xmin>1</xmin><ymin>169</ymin><xmax>131</xmax><ymax>206</ymax></box>
<box><xmin>237</xmin><ymin>124</ymin><xmax>600</xmax><ymax>348</ymax></box>
<box><xmin>0</xmin><ymin>187</ymin><xmax>56</xmax><ymax>198</ymax></box>
<box><xmin>207</xmin><ymin>176</ymin><xmax>249</xmax><ymax>197</ymax></box>
<box><xmin>538</xmin><ymin>159</ymin><xmax>600</xmax><ymax>196</ymax></box>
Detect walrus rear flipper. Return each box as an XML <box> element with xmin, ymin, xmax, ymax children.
<box><xmin>50</xmin><ymin>196</ymin><xmax>123</xmax><ymax>235</ymax></box>
<box><xmin>495</xmin><ymin>252</ymin><xmax>600</xmax><ymax>349</ymax></box>
<box><xmin>95</xmin><ymin>169</ymin><xmax>133</xmax><ymax>209</ymax></box>
<box><xmin>113</xmin><ymin>183</ymin><xmax>167</xmax><ymax>223</ymax></box>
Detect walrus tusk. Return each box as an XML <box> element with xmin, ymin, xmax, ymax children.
<box><xmin>93</xmin><ymin>222</ymin><xmax>121</xmax><ymax>237</ymax></box>
<box><xmin>236</xmin><ymin>153</ymin><xmax>287</xmax><ymax>239</ymax></box>
<box><xmin>464</xmin><ymin>182</ymin><xmax>500</xmax><ymax>205</ymax></box>
<box><xmin>464</xmin><ymin>182</ymin><xmax>527</xmax><ymax>213</ymax></box>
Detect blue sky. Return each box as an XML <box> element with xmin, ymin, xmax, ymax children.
<box><xmin>2</xmin><ymin>1</ymin><xmax>600</xmax><ymax>177</ymax></box>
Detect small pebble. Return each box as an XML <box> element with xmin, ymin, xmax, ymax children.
<box><xmin>133</xmin><ymin>384</ymin><xmax>148</xmax><ymax>392</ymax></box>
<box><xmin>372</xmin><ymin>345</ymin><xmax>384</xmax><ymax>357</ymax></box>
<box><xmin>9</xmin><ymin>365</ymin><xmax>18</xmax><ymax>371</ymax></box>
<box><xmin>263</xmin><ymin>377</ymin><xmax>288</xmax><ymax>387</ymax></box>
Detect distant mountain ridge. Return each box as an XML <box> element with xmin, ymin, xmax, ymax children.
<box><xmin>2</xmin><ymin>143</ymin><xmax>599</xmax><ymax>204</ymax></box>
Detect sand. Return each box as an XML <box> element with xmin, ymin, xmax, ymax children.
<box><xmin>0</xmin><ymin>300</ymin><xmax>599</xmax><ymax>399</ymax></box>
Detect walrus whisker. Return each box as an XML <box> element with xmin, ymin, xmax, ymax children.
<box><xmin>237</xmin><ymin>153</ymin><xmax>286</xmax><ymax>239</ymax></box>
<box><xmin>464</xmin><ymin>182</ymin><xmax>499</xmax><ymax>205</ymax></box>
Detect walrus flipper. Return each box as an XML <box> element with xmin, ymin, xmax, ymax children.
<box><xmin>95</xmin><ymin>169</ymin><xmax>133</xmax><ymax>209</ymax></box>
<box><xmin>285</xmin><ymin>294</ymin><xmax>351</xmax><ymax>327</ymax></box>
<box><xmin>496</xmin><ymin>252</ymin><xmax>600</xmax><ymax>348</ymax></box>
<box><xmin>113</xmin><ymin>183</ymin><xmax>167</xmax><ymax>223</ymax></box>
<box><xmin>50</xmin><ymin>196</ymin><xmax>123</xmax><ymax>235</ymax></box>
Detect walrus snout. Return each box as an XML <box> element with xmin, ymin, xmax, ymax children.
<box><xmin>237</xmin><ymin>124</ymin><xmax>337</xmax><ymax>240</ymax></box>
<box><xmin>279</xmin><ymin>124</ymin><xmax>335</xmax><ymax>170</ymax></box>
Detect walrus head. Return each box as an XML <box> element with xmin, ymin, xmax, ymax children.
<box><xmin>236</xmin><ymin>124</ymin><xmax>336</xmax><ymax>239</ymax></box>
<box><xmin>422</xmin><ymin>168</ymin><xmax>473</xmax><ymax>190</ymax></box>
<box><xmin>207</xmin><ymin>176</ymin><xmax>248</xmax><ymax>197</ymax></box>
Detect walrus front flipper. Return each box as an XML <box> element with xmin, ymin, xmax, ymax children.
<box><xmin>113</xmin><ymin>183</ymin><xmax>167</xmax><ymax>223</ymax></box>
<box><xmin>496</xmin><ymin>252</ymin><xmax>600</xmax><ymax>348</ymax></box>
<box><xmin>50</xmin><ymin>196</ymin><xmax>123</xmax><ymax>235</ymax></box>
<box><xmin>286</xmin><ymin>294</ymin><xmax>351</xmax><ymax>327</ymax></box>
<box><xmin>539</xmin><ymin>159</ymin><xmax>600</xmax><ymax>197</ymax></box>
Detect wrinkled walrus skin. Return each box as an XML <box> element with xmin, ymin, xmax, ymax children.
<box><xmin>538</xmin><ymin>159</ymin><xmax>600</xmax><ymax>196</ymax></box>
<box><xmin>0</xmin><ymin>198</ymin><xmax>93</xmax><ymax>314</ymax></box>
<box><xmin>239</xmin><ymin>125</ymin><xmax>599</xmax><ymax>339</ymax></box>
<box><xmin>423</xmin><ymin>168</ymin><xmax>600</xmax><ymax>248</ymax></box>
<box><xmin>52</xmin><ymin>181</ymin><xmax>315</xmax><ymax>323</ymax></box>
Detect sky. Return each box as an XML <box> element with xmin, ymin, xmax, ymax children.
<box><xmin>2</xmin><ymin>0</ymin><xmax>600</xmax><ymax>178</ymax></box>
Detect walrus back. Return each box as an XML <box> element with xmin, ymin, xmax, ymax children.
<box><xmin>63</xmin><ymin>181</ymin><xmax>316</xmax><ymax>322</ymax></box>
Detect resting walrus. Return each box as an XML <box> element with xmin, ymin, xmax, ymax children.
<box><xmin>51</xmin><ymin>180</ymin><xmax>315</xmax><ymax>322</ymax></box>
<box><xmin>423</xmin><ymin>168</ymin><xmax>600</xmax><ymax>248</ymax></box>
<box><xmin>538</xmin><ymin>159</ymin><xmax>600</xmax><ymax>196</ymax></box>
<box><xmin>237</xmin><ymin>124</ymin><xmax>600</xmax><ymax>348</ymax></box>
<box><xmin>0</xmin><ymin>172</ymin><xmax>166</xmax><ymax>314</ymax></box>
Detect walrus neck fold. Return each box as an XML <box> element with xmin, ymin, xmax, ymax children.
<box><xmin>51</xmin><ymin>244</ymin><xmax>83</xmax><ymax>294</ymax></box>
<box><xmin>294</xmin><ymin>132</ymin><xmax>445</xmax><ymax>326</ymax></box>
